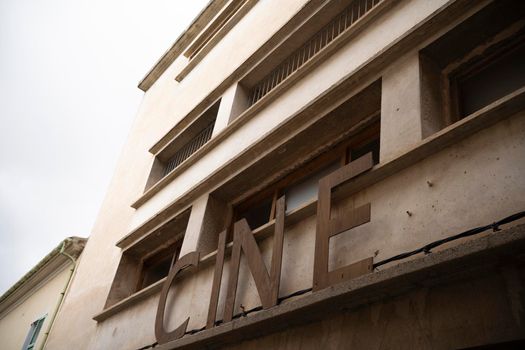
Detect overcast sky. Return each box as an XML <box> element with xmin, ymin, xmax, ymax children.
<box><xmin>0</xmin><ymin>0</ymin><xmax>209</xmax><ymax>294</ymax></box>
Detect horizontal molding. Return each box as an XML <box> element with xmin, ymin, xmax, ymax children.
<box><xmin>138</xmin><ymin>0</ymin><xmax>230</xmax><ymax>92</ymax></box>
<box><xmin>147</xmin><ymin>0</ymin><xmax>330</xmax><ymax>154</ymax></box>
<box><xmin>93</xmin><ymin>277</ymin><xmax>163</xmax><ymax>322</ymax></box>
<box><xmin>0</xmin><ymin>257</ymin><xmax>71</xmax><ymax>320</ymax></box>
<box><xmin>132</xmin><ymin>0</ymin><xmax>398</xmax><ymax>209</ymax></box>
<box><xmin>0</xmin><ymin>237</ymin><xmax>85</xmax><ymax>317</ymax></box>
<box><xmin>176</xmin><ymin>0</ymin><xmax>260</xmax><ymax>82</ymax></box>
<box><xmin>121</xmin><ymin>0</ymin><xmax>482</xmax><ymax>249</ymax></box>
<box><xmin>106</xmin><ymin>88</ymin><xmax>525</xmax><ymax>325</ymax></box>
<box><xmin>160</xmin><ymin>223</ymin><xmax>525</xmax><ymax>349</ymax></box>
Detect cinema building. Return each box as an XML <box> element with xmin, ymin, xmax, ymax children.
<box><xmin>45</xmin><ymin>0</ymin><xmax>525</xmax><ymax>349</ymax></box>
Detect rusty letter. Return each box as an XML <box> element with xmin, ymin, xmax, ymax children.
<box><xmin>313</xmin><ymin>153</ymin><xmax>374</xmax><ymax>291</ymax></box>
<box><xmin>155</xmin><ymin>251</ymin><xmax>200</xmax><ymax>344</ymax></box>
<box><xmin>223</xmin><ymin>196</ymin><xmax>285</xmax><ymax>323</ymax></box>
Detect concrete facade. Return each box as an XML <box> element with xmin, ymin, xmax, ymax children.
<box><xmin>44</xmin><ymin>0</ymin><xmax>525</xmax><ymax>349</ymax></box>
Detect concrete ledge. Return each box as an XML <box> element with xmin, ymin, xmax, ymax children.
<box><xmin>176</xmin><ymin>0</ymin><xmax>260</xmax><ymax>82</ymax></box>
<box><xmin>138</xmin><ymin>0</ymin><xmax>230</xmax><ymax>92</ymax></box>
<box><xmin>157</xmin><ymin>223</ymin><xmax>525</xmax><ymax>349</ymax></box>
<box><xmin>94</xmin><ymin>198</ymin><xmax>316</xmax><ymax>322</ymax></box>
<box><xmin>120</xmin><ymin>0</ymin><xmax>490</xmax><ymax>249</ymax></box>
<box><xmin>118</xmin><ymin>84</ymin><xmax>525</xmax><ymax>250</ymax></box>
<box><xmin>132</xmin><ymin>0</ymin><xmax>392</xmax><ymax>210</ymax></box>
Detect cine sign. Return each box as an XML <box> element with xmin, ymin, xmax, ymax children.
<box><xmin>155</xmin><ymin>153</ymin><xmax>374</xmax><ymax>344</ymax></box>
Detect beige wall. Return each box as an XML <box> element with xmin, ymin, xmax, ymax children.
<box><xmin>44</xmin><ymin>0</ymin><xmax>525</xmax><ymax>349</ymax></box>
<box><xmin>129</xmin><ymin>0</ymin><xmax>452</xmax><ymax>230</ymax></box>
<box><xmin>0</xmin><ymin>263</ymin><xmax>72</xmax><ymax>350</ymax></box>
<box><xmin>77</xmin><ymin>111</ymin><xmax>525</xmax><ymax>349</ymax></box>
<box><xmin>45</xmin><ymin>1</ymin><xmax>314</xmax><ymax>348</ymax></box>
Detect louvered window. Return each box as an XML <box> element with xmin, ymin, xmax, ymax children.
<box><xmin>163</xmin><ymin>120</ymin><xmax>215</xmax><ymax>176</ymax></box>
<box><xmin>248</xmin><ymin>0</ymin><xmax>382</xmax><ymax>105</ymax></box>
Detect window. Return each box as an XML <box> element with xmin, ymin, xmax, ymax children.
<box><xmin>233</xmin><ymin>121</ymin><xmax>380</xmax><ymax>229</ymax></box>
<box><xmin>105</xmin><ymin>209</ymin><xmax>190</xmax><ymax>307</ymax></box>
<box><xmin>145</xmin><ymin>100</ymin><xmax>220</xmax><ymax>191</ymax></box>
<box><xmin>420</xmin><ymin>0</ymin><xmax>525</xmax><ymax>126</ymax></box>
<box><xmin>205</xmin><ymin>80</ymin><xmax>380</xmax><ymax>244</ymax></box>
<box><xmin>162</xmin><ymin>121</ymin><xmax>215</xmax><ymax>177</ymax></box>
<box><xmin>22</xmin><ymin>316</ymin><xmax>46</xmax><ymax>350</ymax></box>
<box><xmin>284</xmin><ymin>162</ymin><xmax>340</xmax><ymax>213</ymax></box>
<box><xmin>235</xmin><ymin>196</ymin><xmax>274</xmax><ymax>230</ymax></box>
<box><xmin>245</xmin><ymin>0</ymin><xmax>383</xmax><ymax>105</ymax></box>
<box><xmin>450</xmin><ymin>38</ymin><xmax>525</xmax><ymax>119</ymax></box>
<box><xmin>136</xmin><ymin>240</ymin><xmax>182</xmax><ymax>291</ymax></box>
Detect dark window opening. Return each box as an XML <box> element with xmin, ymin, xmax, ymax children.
<box><xmin>350</xmin><ymin>138</ymin><xmax>380</xmax><ymax>165</ymax></box>
<box><xmin>163</xmin><ymin>120</ymin><xmax>215</xmax><ymax>176</ymax></box>
<box><xmin>236</xmin><ymin>196</ymin><xmax>273</xmax><ymax>230</ymax></box>
<box><xmin>458</xmin><ymin>339</ymin><xmax>525</xmax><ymax>349</ymax></box>
<box><xmin>105</xmin><ymin>209</ymin><xmax>190</xmax><ymax>307</ymax></box>
<box><xmin>138</xmin><ymin>241</ymin><xmax>181</xmax><ymax>290</ymax></box>
<box><xmin>232</xmin><ymin>121</ymin><xmax>380</xmax><ymax>232</ymax></box>
<box><xmin>420</xmin><ymin>0</ymin><xmax>525</xmax><ymax>125</ymax></box>
<box><xmin>145</xmin><ymin>100</ymin><xmax>221</xmax><ymax>191</ymax></box>
<box><xmin>454</xmin><ymin>39</ymin><xmax>525</xmax><ymax>118</ymax></box>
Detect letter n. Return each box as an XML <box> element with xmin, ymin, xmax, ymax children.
<box><xmin>222</xmin><ymin>196</ymin><xmax>285</xmax><ymax>323</ymax></box>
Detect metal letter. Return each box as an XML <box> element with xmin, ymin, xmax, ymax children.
<box><xmin>155</xmin><ymin>251</ymin><xmax>200</xmax><ymax>344</ymax></box>
<box><xmin>313</xmin><ymin>153</ymin><xmax>374</xmax><ymax>291</ymax></box>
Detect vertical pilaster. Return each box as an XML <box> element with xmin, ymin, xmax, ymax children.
<box><xmin>179</xmin><ymin>194</ymin><xmax>229</xmax><ymax>256</ymax></box>
<box><xmin>212</xmin><ymin>83</ymin><xmax>250</xmax><ymax>137</ymax></box>
<box><xmin>179</xmin><ymin>195</ymin><xmax>208</xmax><ymax>256</ymax></box>
<box><xmin>380</xmin><ymin>52</ymin><xmax>424</xmax><ymax>162</ymax></box>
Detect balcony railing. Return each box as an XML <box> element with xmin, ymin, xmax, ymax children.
<box><xmin>163</xmin><ymin>121</ymin><xmax>215</xmax><ymax>176</ymax></box>
<box><xmin>248</xmin><ymin>0</ymin><xmax>382</xmax><ymax>106</ymax></box>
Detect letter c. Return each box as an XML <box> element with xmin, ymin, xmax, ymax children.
<box><xmin>155</xmin><ymin>251</ymin><xmax>200</xmax><ymax>344</ymax></box>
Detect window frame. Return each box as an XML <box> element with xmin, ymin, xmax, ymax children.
<box><xmin>104</xmin><ymin>209</ymin><xmax>190</xmax><ymax>308</ymax></box>
<box><xmin>446</xmin><ymin>34</ymin><xmax>525</xmax><ymax>122</ymax></box>
<box><xmin>22</xmin><ymin>315</ymin><xmax>46</xmax><ymax>350</ymax></box>
<box><xmin>144</xmin><ymin>100</ymin><xmax>221</xmax><ymax>192</ymax></box>
<box><xmin>232</xmin><ymin>121</ymin><xmax>380</xmax><ymax>231</ymax></box>
<box><xmin>135</xmin><ymin>239</ymin><xmax>183</xmax><ymax>292</ymax></box>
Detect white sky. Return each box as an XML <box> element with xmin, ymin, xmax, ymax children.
<box><xmin>0</xmin><ymin>0</ymin><xmax>209</xmax><ymax>294</ymax></box>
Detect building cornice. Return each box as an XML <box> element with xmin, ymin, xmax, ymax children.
<box><xmin>137</xmin><ymin>0</ymin><xmax>230</xmax><ymax>92</ymax></box>
<box><xmin>0</xmin><ymin>237</ymin><xmax>87</xmax><ymax>319</ymax></box>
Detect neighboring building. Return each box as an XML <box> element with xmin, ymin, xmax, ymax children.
<box><xmin>45</xmin><ymin>0</ymin><xmax>525</xmax><ymax>349</ymax></box>
<box><xmin>0</xmin><ymin>237</ymin><xmax>86</xmax><ymax>350</ymax></box>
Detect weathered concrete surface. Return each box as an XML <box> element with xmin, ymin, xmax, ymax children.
<box><xmin>159</xmin><ymin>223</ymin><xmax>525</xmax><ymax>349</ymax></box>
<box><xmin>380</xmin><ymin>51</ymin><xmax>424</xmax><ymax>162</ymax></box>
<box><xmin>43</xmin><ymin>0</ymin><xmax>525</xmax><ymax>349</ymax></box>
<box><xmin>84</xmin><ymin>109</ymin><xmax>525</xmax><ymax>349</ymax></box>
<box><xmin>130</xmin><ymin>0</ymin><xmax>452</xmax><ymax>230</ymax></box>
<box><xmin>44</xmin><ymin>1</ymin><xmax>313</xmax><ymax>349</ymax></box>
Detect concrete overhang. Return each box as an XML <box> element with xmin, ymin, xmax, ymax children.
<box><xmin>137</xmin><ymin>0</ymin><xmax>230</xmax><ymax>92</ymax></box>
<box><xmin>157</xmin><ymin>223</ymin><xmax>525</xmax><ymax>349</ymax></box>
